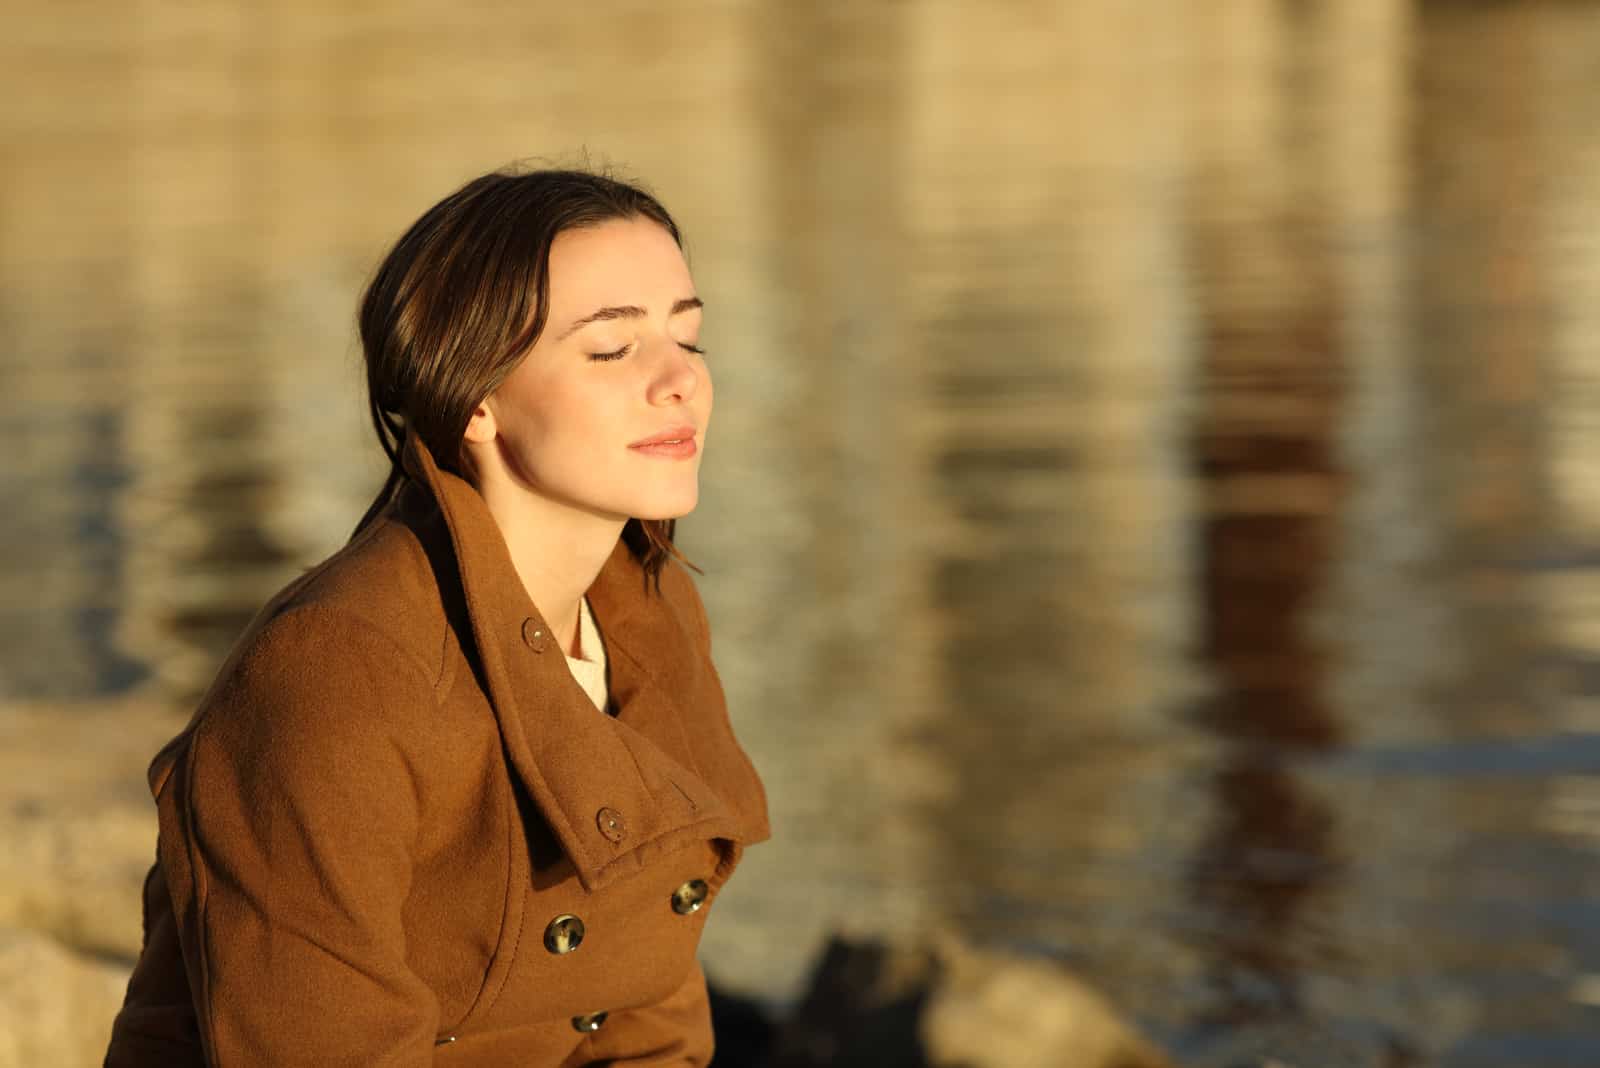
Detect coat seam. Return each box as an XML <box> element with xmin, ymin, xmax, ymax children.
<box><xmin>181</xmin><ymin>722</ymin><xmax>221</xmax><ymax>1065</ymax></box>
<box><xmin>444</xmin><ymin>767</ymin><xmax>523</xmax><ymax>1035</ymax></box>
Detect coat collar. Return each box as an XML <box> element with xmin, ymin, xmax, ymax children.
<box><xmin>397</xmin><ymin>433</ymin><xmax>766</xmax><ymax>893</ymax></box>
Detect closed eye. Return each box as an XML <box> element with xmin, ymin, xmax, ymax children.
<box><xmin>589</xmin><ymin>343</ymin><xmax>634</xmax><ymax>362</ymax></box>
<box><xmin>679</xmin><ymin>343</ymin><xmax>705</xmax><ymax>355</ymax></box>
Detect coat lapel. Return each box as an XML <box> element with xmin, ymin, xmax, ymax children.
<box><xmin>399</xmin><ymin>435</ymin><xmax>758</xmax><ymax>894</ymax></box>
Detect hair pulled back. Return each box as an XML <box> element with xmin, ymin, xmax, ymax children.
<box><xmin>352</xmin><ymin>164</ymin><xmax>689</xmax><ymax>585</ymax></box>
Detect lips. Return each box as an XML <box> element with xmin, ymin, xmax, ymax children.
<box><xmin>629</xmin><ymin>425</ymin><xmax>697</xmax><ymax>448</ymax></box>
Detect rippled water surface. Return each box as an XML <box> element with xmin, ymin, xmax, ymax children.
<box><xmin>4</xmin><ymin>3</ymin><xmax>1600</xmax><ymax>1065</ymax></box>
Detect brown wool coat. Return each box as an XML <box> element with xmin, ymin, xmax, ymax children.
<box><xmin>104</xmin><ymin>434</ymin><xmax>771</xmax><ymax>1067</ymax></box>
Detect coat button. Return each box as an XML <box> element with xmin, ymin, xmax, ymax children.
<box><xmin>571</xmin><ymin>1010</ymin><xmax>609</xmax><ymax>1033</ymax></box>
<box><xmin>671</xmin><ymin>879</ymin><xmax>709</xmax><ymax>915</ymax></box>
<box><xmin>521</xmin><ymin>618</ymin><xmax>547</xmax><ymax>652</ymax></box>
<box><xmin>543</xmin><ymin>914</ymin><xmax>585</xmax><ymax>954</ymax></box>
<box><xmin>596</xmin><ymin>807</ymin><xmax>627</xmax><ymax>843</ymax></box>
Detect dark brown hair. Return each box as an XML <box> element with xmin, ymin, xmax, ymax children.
<box><xmin>351</xmin><ymin>163</ymin><xmax>695</xmax><ymax>587</ymax></box>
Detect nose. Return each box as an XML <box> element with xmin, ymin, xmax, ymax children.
<box><xmin>646</xmin><ymin>338</ymin><xmax>702</xmax><ymax>406</ymax></box>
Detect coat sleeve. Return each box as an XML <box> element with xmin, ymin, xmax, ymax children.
<box><xmin>158</xmin><ymin>605</ymin><xmax>443</xmax><ymax>1067</ymax></box>
<box><xmin>561</xmin><ymin>958</ymin><xmax>715</xmax><ymax>1067</ymax></box>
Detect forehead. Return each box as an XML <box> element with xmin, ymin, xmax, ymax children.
<box><xmin>544</xmin><ymin>217</ymin><xmax>693</xmax><ymax>312</ymax></box>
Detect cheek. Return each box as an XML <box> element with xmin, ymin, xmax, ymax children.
<box><xmin>542</xmin><ymin>386</ymin><xmax>628</xmax><ymax>457</ymax></box>
<box><xmin>497</xmin><ymin>389</ymin><xmax>578</xmax><ymax>464</ymax></box>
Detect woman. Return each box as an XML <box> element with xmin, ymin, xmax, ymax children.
<box><xmin>104</xmin><ymin>166</ymin><xmax>771</xmax><ymax>1066</ymax></box>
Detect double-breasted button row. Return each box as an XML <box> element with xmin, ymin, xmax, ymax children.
<box><xmin>541</xmin><ymin>880</ymin><xmax>708</xmax><ymax>1035</ymax></box>
<box><xmin>541</xmin><ymin>881</ymin><xmax>708</xmax><ymax>958</ymax></box>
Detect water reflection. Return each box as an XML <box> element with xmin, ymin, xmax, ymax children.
<box><xmin>1179</xmin><ymin>5</ymin><xmax>1350</xmax><ymax>1055</ymax></box>
<box><xmin>70</xmin><ymin>405</ymin><xmax>146</xmax><ymax>695</ymax></box>
<box><xmin>163</xmin><ymin>453</ymin><xmax>288</xmax><ymax>684</ymax></box>
<box><xmin>5</xmin><ymin>1</ymin><xmax>1600</xmax><ymax>1064</ymax></box>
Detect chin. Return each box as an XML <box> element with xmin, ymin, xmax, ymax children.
<box><xmin>629</xmin><ymin>492</ymin><xmax>700</xmax><ymax>522</ymax></box>
<box><xmin>632</xmin><ymin>505</ymin><xmax>698</xmax><ymax>522</ymax></box>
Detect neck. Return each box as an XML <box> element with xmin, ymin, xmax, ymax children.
<box><xmin>472</xmin><ymin>468</ymin><xmax>626</xmax><ymax>658</ymax></box>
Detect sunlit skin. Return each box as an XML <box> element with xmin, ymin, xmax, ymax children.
<box><xmin>462</xmin><ymin>216</ymin><xmax>712</xmax><ymax>656</ymax></box>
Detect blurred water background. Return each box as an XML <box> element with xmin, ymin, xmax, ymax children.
<box><xmin>4</xmin><ymin>1</ymin><xmax>1599</xmax><ymax>1065</ymax></box>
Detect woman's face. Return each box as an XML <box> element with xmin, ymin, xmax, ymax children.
<box><xmin>472</xmin><ymin>216</ymin><xmax>712</xmax><ymax>523</ymax></box>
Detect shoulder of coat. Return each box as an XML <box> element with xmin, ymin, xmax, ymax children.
<box><xmin>249</xmin><ymin>514</ymin><xmax>452</xmax><ymax>692</ymax></box>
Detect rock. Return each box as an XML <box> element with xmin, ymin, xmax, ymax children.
<box><xmin>0</xmin><ymin>701</ymin><xmax>175</xmax><ymax>1066</ymax></box>
<box><xmin>922</xmin><ymin>930</ymin><xmax>1176</xmax><ymax>1068</ymax></box>
<box><xmin>0</xmin><ymin>926</ymin><xmax>131</xmax><ymax>1068</ymax></box>
<box><xmin>765</xmin><ymin>931</ymin><xmax>1177</xmax><ymax>1068</ymax></box>
<box><xmin>0</xmin><ymin>700</ymin><xmax>173</xmax><ymax>962</ymax></box>
<box><xmin>0</xmin><ymin>802</ymin><xmax>155</xmax><ymax>962</ymax></box>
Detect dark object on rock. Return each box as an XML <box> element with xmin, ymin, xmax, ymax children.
<box><xmin>764</xmin><ymin>936</ymin><xmax>938</xmax><ymax>1068</ymax></box>
<box><xmin>709</xmin><ymin>975</ymin><xmax>779</xmax><ymax>1067</ymax></box>
<box><xmin>762</xmin><ymin>931</ymin><xmax>1178</xmax><ymax>1068</ymax></box>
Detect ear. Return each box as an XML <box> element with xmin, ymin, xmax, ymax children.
<box><xmin>463</xmin><ymin>398</ymin><xmax>498</xmax><ymax>445</ymax></box>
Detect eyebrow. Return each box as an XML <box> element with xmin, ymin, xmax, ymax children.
<box><xmin>557</xmin><ymin>297</ymin><xmax>703</xmax><ymax>340</ymax></box>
